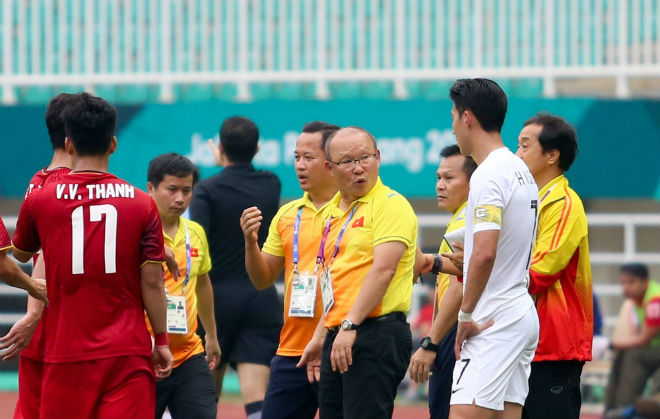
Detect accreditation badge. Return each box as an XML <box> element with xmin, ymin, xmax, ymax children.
<box><xmin>320</xmin><ymin>267</ymin><xmax>335</xmax><ymax>316</ymax></box>
<box><xmin>288</xmin><ymin>271</ymin><xmax>317</xmax><ymax>318</ymax></box>
<box><xmin>166</xmin><ymin>295</ymin><xmax>188</xmax><ymax>334</ymax></box>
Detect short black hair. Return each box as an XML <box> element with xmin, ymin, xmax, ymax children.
<box><xmin>220</xmin><ymin>116</ymin><xmax>259</xmax><ymax>164</ymax></box>
<box><xmin>61</xmin><ymin>93</ymin><xmax>117</xmax><ymax>156</ymax></box>
<box><xmin>440</xmin><ymin>144</ymin><xmax>478</xmax><ymax>180</ymax></box>
<box><xmin>324</xmin><ymin>126</ymin><xmax>377</xmax><ymax>160</ymax></box>
<box><xmin>449</xmin><ymin>78</ymin><xmax>508</xmax><ymax>133</ymax></box>
<box><xmin>620</xmin><ymin>263</ymin><xmax>649</xmax><ymax>280</ymax></box>
<box><xmin>523</xmin><ymin>113</ymin><xmax>578</xmax><ymax>172</ymax></box>
<box><xmin>148</xmin><ymin>153</ymin><xmax>200</xmax><ymax>187</ymax></box>
<box><xmin>45</xmin><ymin>93</ymin><xmax>76</xmax><ymax>150</ymax></box>
<box><xmin>302</xmin><ymin>121</ymin><xmax>340</xmax><ymax>151</ymax></box>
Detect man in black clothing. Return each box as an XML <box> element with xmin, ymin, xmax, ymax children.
<box><xmin>190</xmin><ymin>116</ymin><xmax>282</xmax><ymax>419</ymax></box>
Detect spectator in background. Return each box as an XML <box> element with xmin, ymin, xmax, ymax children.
<box><xmin>592</xmin><ymin>292</ymin><xmax>610</xmax><ymax>359</ymax></box>
<box><xmin>604</xmin><ymin>263</ymin><xmax>660</xmax><ymax>414</ymax></box>
<box><xmin>190</xmin><ymin>116</ymin><xmax>282</xmax><ymax>419</ymax></box>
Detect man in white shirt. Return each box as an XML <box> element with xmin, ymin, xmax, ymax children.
<box><xmin>448</xmin><ymin>78</ymin><xmax>540</xmax><ymax>419</ymax></box>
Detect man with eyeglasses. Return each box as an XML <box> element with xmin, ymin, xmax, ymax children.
<box><xmin>317</xmin><ymin>126</ymin><xmax>418</xmax><ymax>419</ymax></box>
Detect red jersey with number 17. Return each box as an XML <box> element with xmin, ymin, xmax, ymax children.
<box><xmin>12</xmin><ymin>171</ymin><xmax>165</xmax><ymax>363</ymax></box>
<box><xmin>19</xmin><ymin>166</ymin><xmax>71</xmax><ymax>361</ymax></box>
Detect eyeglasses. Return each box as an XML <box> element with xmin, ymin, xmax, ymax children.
<box><xmin>329</xmin><ymin>153</ymin><xmax>378</xmax><ymax>170</ymax></box>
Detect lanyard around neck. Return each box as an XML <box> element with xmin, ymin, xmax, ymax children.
<box><xmin>182</xmin><ymin>221</ymin><xmax>191</xmax><ymax>294</ymax></box>
<box><xmin>165</xmin><ymin>220</ymin><xmax>191</xmax><ymax>296</ymax></box>
<box><xmin>326</xmin><ymin>204</ymin><xmax>359</xmax><ymax>266</ymax></box>
<box><xmin>292</xmin><ymin>207</ymin><xmax>303</xmax><ymax>270</ymax></box>
<box><xmin>293</xmin><ymin>203</ymin><xmax>359</xmax><ymax>272</ymax></box>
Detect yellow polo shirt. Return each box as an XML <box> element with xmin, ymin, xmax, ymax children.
<box><xmin>323</xmin><ymin>178</ymin><xmax>418</xmax><ymax>328</ymax></box>
<box><xmin>146</xmin><ymin>217</ymin><xmax>212</xmax><ymax>368</ymax></box>
<box><xmin>262</xmin><ymin>192</ymin><xmax>330</xmax><ymax>356</ymax></box>
<box><xmin>436</xmin><ymin>202</ymin><xmax>466</xmax><ymax>308</ymax></box>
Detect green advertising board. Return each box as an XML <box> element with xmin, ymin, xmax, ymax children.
<box><xmin>1</xmin><ymin>99</ymin><xmax>658</xmax><ymax>200</ymax></box>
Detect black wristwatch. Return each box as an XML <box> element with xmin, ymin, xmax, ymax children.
<box><xmin>420</xmin><ymin>336</ymin><xmax>439</xmax><ymax>352</ymax></box>
<box><xmin>431</xmin><ymin>254</ymin><xmax>443</xmax><ymax>275</ymax></box>
<box><xmin>341</xmin><ymin>319</ymin><xmax>359</xmax><ymax>331</ymax></box>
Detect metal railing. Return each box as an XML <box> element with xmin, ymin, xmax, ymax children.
<box><xmin>1</xmin><ymin>0</ymin><xmax>659</xmax><ymax>103</ymax></box>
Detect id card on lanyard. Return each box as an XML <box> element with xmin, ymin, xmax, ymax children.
<box><xmin>289</xmin><ymin>208</ymin><xmax>318</xmax><ymax>318</ymax></box>
<box><xmin>319</xmin><ymin>205</ymin><xmax>358</xmax><ymax>316</ymax></box>
<box><xmin>166</xmin><ymin>221</ymin><xmax>192</xmax><ymax>334</ymax></box>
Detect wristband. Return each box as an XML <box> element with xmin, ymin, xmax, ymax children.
<box><xmin>154</xmin><ymin>332</ymin><xmax>169</xmax><ymax>347</ymax></box>
<box><xmin>457</xmin><ymin>309</ymin><xmax>472</xmax><ymax>323</ymax></box>
<box><xmin>431</xmin><ymin>254</ymin><xmax>443</xmax><ymax>275</ymax></box>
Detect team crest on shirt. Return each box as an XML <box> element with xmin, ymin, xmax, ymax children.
<box><xmin>474</xmin><ymin>205</ymin><xmax>502</xmax><ymax>226</ymax></box>
<box><xmin>190</xmin><ymin>247</ymin><xmax>198</xmax><ymax>257</ymax></box>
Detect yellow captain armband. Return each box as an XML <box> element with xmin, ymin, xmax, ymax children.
<box><xmin>474</xmin><ymin>205</ymin><xmax>502</xmax><ymax>226</ymax></box>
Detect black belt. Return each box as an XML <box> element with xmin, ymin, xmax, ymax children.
<box><xmin>328</xmin><ymin>311</ymin><xmax>407</xmax><ymax>332</ymax></box>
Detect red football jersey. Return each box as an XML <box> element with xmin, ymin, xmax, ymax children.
<box><xmin>0</xmin><ymin>214</ymin><xmax>11</xmax><ymax>250</ymax></box>
<box><xmin>23</xmin><ymin>167</ymin><xmax>71</xmax><ymax>199</ymax></box>
<box><xmin>13</xmin><ymin>171</ymin><xmax>165</xmax><ymax>363</ymax></box>
<box><xmin>19</xmin><ymin>167</ymin><xmax>71</xmax><ymax>361</ymax></box>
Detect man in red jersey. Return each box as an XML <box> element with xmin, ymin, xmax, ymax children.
<box><xmin>12</xmin><ymin>92</ymin><xmax>173</xmax><ymax>418</ymax></box>
<box><xmin>0</xmin><ymin>93</ymin><xmax>74</xmax><ymax>419</ymax></box>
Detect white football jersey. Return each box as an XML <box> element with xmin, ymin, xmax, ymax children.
<box><xmin>463</xmin><ymin>147</ymin><xmax>539</xmax><ymax>322</ymax></box>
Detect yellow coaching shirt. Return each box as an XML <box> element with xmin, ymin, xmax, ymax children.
<box><xmin>146</xmin><ymin>216</ymin><xmax>212</xmax><ymax>368</ymax></box>
<box><xmin>323</xmin><ymin>178</ymin><xmax>418</xmax><ymax>328</ymax></box>
<box><xmin>262</xmin><ymin>192</ymin><xmax>329</xmax><ymax>356</ymax></box>
<box><xmin>436</xmin><ymin>202</ymin><xmax>466</xmax><ymax>309</ymax></box>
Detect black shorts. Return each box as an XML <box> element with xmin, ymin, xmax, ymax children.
<box><xmin>212</xmin><ymin>277</ymin><xmax>283</xmax><ymax>368</ymax></box>
<box><xmin>156</xmin><ymin>354</ymin><xmax>217</xmax><ymax>419</ymax></box>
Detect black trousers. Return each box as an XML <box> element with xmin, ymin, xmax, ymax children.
<box><xmin>155</xmin><ymin>354</ymin><xmax>217</xmax><ymax>419</ymax></box>
<box><xmin>262</xmin><ymin>355</ymin><xmax>319</xmax><ymax>419</ymax></box>
<box><xmin>319</xmin><ymin>315</ymin><xmax>412</xmax><ymax>419</ymax></box>
<box><xmin>522</xmin><ymin>360</ymin><xmax>584</xmax><ymax>419</ymax></box>
<box><xmin>428</xmin><ymin>323</ymin><xmax>457</xmax><ymax>419</ymax></box>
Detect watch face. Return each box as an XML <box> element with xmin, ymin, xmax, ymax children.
<box><xmin>420</xmin><ymin>336</ymin><xmax>430</xmax><ymax>348</ymax></box>
<box><xmin>341</xmin><ymin>320</ymin><xmax>350</xmax><ymax>330</ymax></box>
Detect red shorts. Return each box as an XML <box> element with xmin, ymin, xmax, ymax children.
<box><xmin>40</xmin><ymin>355</ymin><xmax>155</xmax><ymax>419</ymax></box>
<box><xmin>13</xmin><ymin>355</ymin><xmax>44</xmax><ymax>419</ymax></box>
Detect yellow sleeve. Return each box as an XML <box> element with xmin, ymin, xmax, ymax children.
<box><xmin>195</xmin><ymin>223</ymin><xmax>212</xmax><ymax>275</ymax></box>
<box><xmin>372</xmin><ymin>192</ymin><xmax>418</xmax><ymax>247</ymax></box>
<box><xmin>531</xmin><ymin>195</ymin><xmax>586</xmax><ymax>278</ymax></box>
<box><xmin>262</xmin><ymin>203</ymin><xmax>293</xmax><ymax>258</ymax></box>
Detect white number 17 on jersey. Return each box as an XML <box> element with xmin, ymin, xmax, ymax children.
<box><xmin>71</xmin><ymin>204</ymin><xmax>118</xmax><ymax>274</ymax></box>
